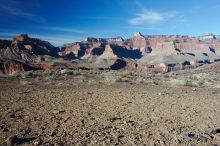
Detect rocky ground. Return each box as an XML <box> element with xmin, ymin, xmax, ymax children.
<box><xmin>1</xmin><ymin>65</ymin><xmax>220</xmax><ymax>146</ymax></box>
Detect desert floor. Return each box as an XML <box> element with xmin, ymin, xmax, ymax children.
<box><xmin>1</xmin><ymin>70</ymin><xmax>220</xmax><ymax>146</ymax></box>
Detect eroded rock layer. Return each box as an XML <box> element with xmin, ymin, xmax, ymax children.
<box><xmin>1</xmin><ymin>33</ymin><xmax>220</xmax><ymax>73</ymax></box>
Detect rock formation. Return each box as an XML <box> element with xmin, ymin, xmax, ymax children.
<box><xmin>0</xmin><ymin>59</ymin><xmax>40</xmax><ymax>74</ymax></box>
<box><xmin>129</xmin><ymin>32</ymin><xmax>149</xmax><ymax>53</ymax></box>
<box><xmin>0</xmin><ymin>34</ymin><xmax>60</xmax><ymax>74</ymax></box>
<box><xmin>1</xmin><ymin>33</ymin><xmax>220</xmax><ymax>73</ymax></box>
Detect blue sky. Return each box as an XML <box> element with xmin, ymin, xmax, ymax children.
<box><xmin>1</xmin><ymin>0</ymin><xmax>220</xmax><ymax>46</ymax></box>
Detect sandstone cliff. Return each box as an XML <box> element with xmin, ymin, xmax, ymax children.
<box><xmin>1</xmin><ymin>33</ymin><xmax>220</xmax><ymax>73</ymax></box>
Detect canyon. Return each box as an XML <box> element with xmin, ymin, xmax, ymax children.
<box><xmin>1</xmin><ymin>33</ymin><xmax>220</xmax><ymax>74</ymax></box>
<box><xmin>1</xmin><ymin>33</ymin><xmax>220</xmax><ymax>146</ymax></box>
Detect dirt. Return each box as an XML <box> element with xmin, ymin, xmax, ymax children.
<box><xmin>1</xmin><ymin>73</ymin><xmax>220</xmax><ymax>146</ymax></box>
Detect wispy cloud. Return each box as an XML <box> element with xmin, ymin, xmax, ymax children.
<box><xmin>129</xmin><ymin>9</ymin><xmax>177</xmax><ymax>25</ymax></box>
<box><xmin>128</xmin><ymin>0</ymin><xmax>177</xmax><ymax>25</ymax></box>
<box><xmin>32</xmin><ymin>35</ymin><xmax>82</xmax><ymax>46</ymax></box>
<box><xmin>0</xmin><ymin>32</ymin><xmax>83</xmax><ymax>46</ymax></box>
<box><xmin>124</xmin><ymin>26</ymin><xmax>160</xmax><ymax>30</ymax></box>
<box><xmin>191</xmin><ymin>5</ymin><xmax>203</xmax><ymax>11</ymax></box>
<box><xmin>40</xmin><ymin>26</ymin><xmax>86</xmax><ymax>34</ymax></box>
<box><xmin>211</xmin><ymin>4</ymin><xmax>220</xmax><ymax>9</ymax></box>
<box><xmin>0</xmin><ymin>32</ymin><xmax>19</xmax><ymax>37</ymax></box>
<box><xmin>0</xmin><ymin>2</ymin><xmax>45</xmax><ymax>23</ymax></box>
<box><xmin>133</xmin><ymin>0</ymin><xmax>146</xmax><ymax>10</ymax></box>
<box><xmin>176</xmin><ymin>15</ymin><xmax>188</xmax><ymax>24</ymax></box>
<box><xmin>191</xmin><ymin>4</ymin><xmax>220</xmax><ymax>13</ymax></box>
<box><xmin>74</xmin><ymin>16</ymin><xmax>121</xmax><ymax>20</ymax></box>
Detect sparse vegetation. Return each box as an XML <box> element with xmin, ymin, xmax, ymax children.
<box><xmin>102</xmin><ymin>71</ymin><xmax>154</xmax><ymax>85</ymax></box>
<box><xmin>0</xmin><ymin>131</ymin><xmax>3</xmax><ymax>145</ymax></box>
<box><xmin>1</xmin><ymin>69</ymin><xmax>220</xmax><ymax>146</ymax></box>
<box><xmin>2</xmin><ymin>62</ymin><xmax>220</xmax><ymax>89</ymax></box>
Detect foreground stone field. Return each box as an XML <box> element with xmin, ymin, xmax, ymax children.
<box><xmin>1</xmin><ymin>68</ymin><xmax>220</xmax><ymax>146</ymax></box>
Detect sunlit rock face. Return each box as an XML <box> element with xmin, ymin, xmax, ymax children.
<box><xmin>0</xmin><ymin>60</ymin><xmax>40</xmax><ymax>74</ymax></box>
<box><xmin>127</xmin><ymin>32</ymin><xmax>149</xmax><ymax>53</ymax></box>
<box><xmin>0</xmin><ymin>34</ymin><xmax>60</xmax><ymax>73</ymax></box>
<box><xmin>1</xmin><ymin>33</ymin><xmax>220</xmax><ymax>73</ymax></box>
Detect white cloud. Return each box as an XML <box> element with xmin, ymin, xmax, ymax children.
<box><xmin>129</xmin><ymin>10</ymin><xmax>177</xmax><ymax>25</ymax></box>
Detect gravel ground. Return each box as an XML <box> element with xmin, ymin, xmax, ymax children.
<box><xmin>1</xmin><ymin>71</ymin><xmax>220</xmax><ymax>146</ymax></box>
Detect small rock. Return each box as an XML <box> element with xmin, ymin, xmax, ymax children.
<box><xmin>192</xmin><ymin>88</ymin><xmax>197</xmax><ymax>91</ymax></box>
<box><xmin>7</xmin><ymin>135</ymin><xmax>36</xmax><ymax>146</ymax></box>
<box><xmin>59</xmin><ymin>109</ymin><xmax>65</xmax><ymax>113</ymax></box>
<box><xmin>69</xmin><ymin>131</ymin><xmax>74</xmax><ymax>136</ymax></box>
<box><xmin>51</xmin><ymin>109</ymin><xmax>65</xmax><ymax>114</ymax></box>
<box><xmin>211</xmin><ymin>128</ymin><xmax>220</xmax><ymax>135</ymax></box>
<box><xmin>110</xmin><ymin>117</ymin><xmax>121</xmax><ymax>123</ymax></box>
<box><xmin>53</xmin><ymin>122</ymin><xmax>60</xmax><ymax>128</ymax></box>
<box><xmin>87</xmin><ymin>92</ymin><xmax>93</xmax><ymax>95</ymax></box>
<box><xmin>6</xmin><ymin>136</ymin><xmax>14</xmax><ymax>146</ymax></box>
<box><xmin>60</xmin><ymin>69</ymin><xmax>67</xmax><ymax>74</ymax></box>
<box><xmin>56</xmin><ymin>131</ymin><xmax>62</xmax><ymax>137</ymax></box>
<box><xmin>33</xmin><ymin>141</ymin><xmax>39</xmax><ymax>146</ymax></box>
<box><xmin>21</xmin><ymin>91</ymin><xmax>31</xmax><ymax>94</ymax></box>
<box><xmin>188</xmin><ymin>133</ymin><xmax>195</xmax><ymax>138</ymax></box>
<box><xmin>57</xmin><ymin>83</ymin><xmax>62</xmax><ymax>86</ymax></box>
<box><xmin>24</xmin><ymin>116</ymin><xmax>29</xmax><ymax>120</ymax></box>
<box><xmin>52</xmin><ymin>110</ymin><xmax>60</xmax><ymax>114</ymax></box>
<box><xmin>103</xmin><ymin>138</ymin><xmax>111</xmax><ymax>145</ymax></box>
<box><xmin>87</xmin><ymin>98</ymin><xmax>93</xmax><ymax>104</ymax></box>
<box><xmin>33</xmin><ymin>139</ymin><xmax>42</xmax><ymax>146</ymax></box>
<box><xmin>54</xmin><ymin>143</ymin><xmax>59</xmax><ymax>146</ymax></box>
<box><xmin>50</xmin><ymin>129</ymin><xmax>58</xmax><ymax>137</ymax></box>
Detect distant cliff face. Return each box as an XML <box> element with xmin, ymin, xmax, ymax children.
<box><xmin>1</xmin><ymin>33</ymin><xmax>220</xmax><ymax>74</ymax></box>
<box><xmin>12</xmin><ymin>34</ymin><xmax>60</xmax><ymax>57</ymax></box>
<box><xmin>59</xmin><ymin>32</ymin><xmax>220</xmax><ymax>72</ymax></box>
<box><xmin>0</xmin><ymin>60</ymin><xmax>39</xmax><ymax>74</ymax></box>
<box><xmin>0</xmin><ymin>34</ymin><xmax>60</xmax><ymax>74</ymax></box>
<box><xmin>59</xmin><ymin>32</ymin><xmax>220</xmax><ymax>59</ymax></box>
